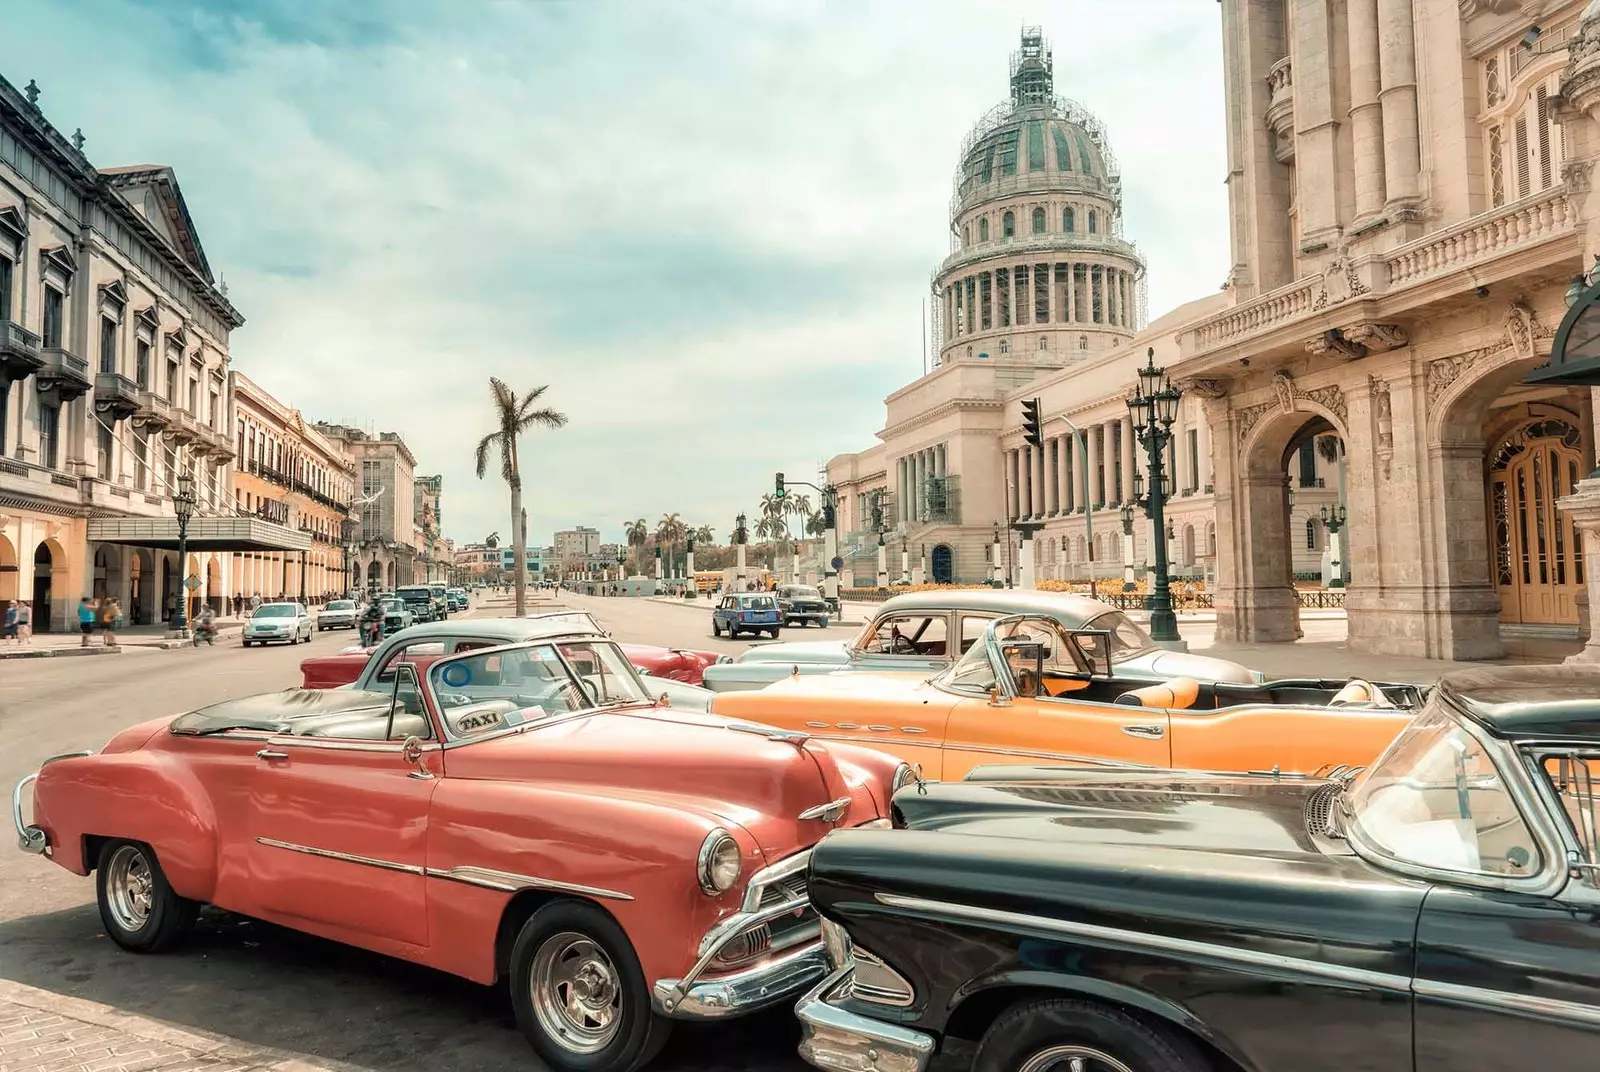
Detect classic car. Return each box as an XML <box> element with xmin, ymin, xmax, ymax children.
<box><xmin>429</xmin><ymin>583</ymin><xmax>451</xmax><ymax>619</ymax></box>
<box><xmin>711</xmin><ymin>613</ymin><xmax>1422</xmax><ymax>780</ymax></box>
<box><xmin>241</xmin><ymin>603</ymin><xmax>314</xmax><ymax>647</ymax></box>
<box><xmin>379</xmin><ymin>597</ymin><xmax>413</xmax><ymax>636</ymax></box>
<box><xmin>395</xmin><ymin>584</ymin><xmax>440</xmax><ymax>623</ymax></box>
<box><xmin>712</xmin><ymin>592</ymin><xmax>783</xmax><ymax>639</ymax></box>
<box><xmin>699</xmin><ymin>590</ymin><xmax>1260</xmax><ymax>693</ymax></box>
<box><xmin>14</xmin><ymin>629</ymin><xmax>916</xmax><ymax>1072</ymax></box>
<box><xmin>299</xmin><ymin>613</ymin><xmax>731</xmax><ymax>691</ymax></box>
<box><xmin>776</xmin><ymin>585</ymin><xmax>831</xmax><ymax>629</ymax></box>
<box><xmin>447</xmin><ymin>587</ymin><xmax>469</xmax><ymax>611</ymax></box>
<box><xmin>795</xmin><ymin>664</ymin><xmax>1600</xmax><ymax>1072</ymax></box>
<box><xmin>316</xmin><ymin>599</ymin><xmax>359</xmax><ymax>631</ymax></box>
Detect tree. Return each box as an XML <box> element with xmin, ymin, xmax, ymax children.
<box><xmin>656</xmin><ymin>513</ymin><xmax>686</xmax><ymax>576</ymax></box>
<box><xmin>624</xmin><ymin>518</ymin><xmax>649</xmax><ymax>574</ymax></box>
<box><xmin>804</xmin><ymin>512</ymin><xmax>827</xmax><ymax>538</ymax></box>
<box><xmin>474</xmin><ymin>378</ymin><xmax>567</xmax><ymax>616</ymax></box>
<box><xmin>693</xmin><ymin>524</ymin><xmax>715</xmax><ymax>546</ymax></box>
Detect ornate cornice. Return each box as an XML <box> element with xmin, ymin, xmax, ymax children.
<box><xmin>1234</xmin><ymin>369</ymin><xmax>1348</xmax><ymax>445</ymax></box>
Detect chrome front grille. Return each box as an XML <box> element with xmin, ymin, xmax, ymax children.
<box><xmin>757</xmin><ymin>872</ymin><xmax>808</xmax><ymax>908</ymax></box>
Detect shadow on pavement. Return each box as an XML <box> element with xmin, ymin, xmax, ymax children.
<box><xmin>0</xmin><ymin>902</ymin><xmax>813</xmax><ymax>1072</ymax></box>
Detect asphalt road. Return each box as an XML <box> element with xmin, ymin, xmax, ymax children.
<box><xmin>0</xmin><ymin>594</ymin><xmax>926</xmax><ymax>1072</ymax></box>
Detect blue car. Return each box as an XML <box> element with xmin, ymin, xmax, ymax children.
<box><xmin>712</xmin><ymin>592</ymin><xmax>783</xmax><ymax>639</ymax></box>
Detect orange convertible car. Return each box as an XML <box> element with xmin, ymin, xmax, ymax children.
<box><xmin>709</xmin><ymin>614</ymin><xmax>1423</xmax><ymax>780</ymax></box>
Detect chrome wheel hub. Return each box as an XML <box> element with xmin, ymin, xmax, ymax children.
<box><xmin>1019</xmin><ymin>1046</ymin><xmax>1137</xmax><ymax>1072</ymax></box>
<box><xmin>530</xmin><ymin>932</ymin><xmax>622</xmax><ymax>1054</ymax></box>
<box><xmin>105</xmin><ymin>845</ymin><xmax>155</xmax><ymax>932</ymax></box>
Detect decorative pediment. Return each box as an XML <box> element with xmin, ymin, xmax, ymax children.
<box><xmin>135</xmin><ymin>305</ymin><xmax>160</xmax><ymax>332</ymax></box>
<box><xmin>0</xmin><ymin>205</ymin><xmax>25</xmax><ymax>241</ymax></box>
<box><xmin>39</xmin><ymin>245</ymin><xmax>75</xmax><ymax>280</ymax></box>
<box><xmin>98</xmin><ymin>279</ymin><xmax>128</xmax><ymax>310</ymax></box>
<box><xmin>165</xmin><ymin>325</ymin><xmax>188</xmax><ymax>350</ymax></box>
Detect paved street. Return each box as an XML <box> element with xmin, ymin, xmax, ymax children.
<box><xmin>0</xmin><ymin>596</ymin><xmax>902</xmax><ymax>1072</ymax></box>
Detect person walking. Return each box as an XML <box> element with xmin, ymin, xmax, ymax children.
<box><xmin>100</xmin><ymin>596</ymin><xmax>121</xmax><ymax>648</ymax></box>
<box><xmin>15</xmin><ymin>601</ymin><xmax>31</xmax><ymax>644</ymax></box>
<box><xmin>2</xmin><ymin>601</ymin><xmax>17</xmax><ymax>645</ymax></box>
<box><xmin>78</xmin><ymin>597</ymin><xmax>97</xmax><ymax>647</ymax></box>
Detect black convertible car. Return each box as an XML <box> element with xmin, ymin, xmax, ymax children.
<box><xmin>796</xmin><ymin>664</ymin><xmax>1600</xmax><ymax>1072</ymax></box>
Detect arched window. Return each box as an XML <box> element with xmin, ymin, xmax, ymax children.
<box><xmin>1031</xmin><ymin>207</ymin><xmax>1046</xmax><ymax>234</ymax></box>
<box><xmin>1305</xmin><ymin>519</ymin><xmax>1319</xmax><ymax>550</ymax></box>
<box><xmin>979</xmin><ymin>217</ymin><xmax>990</xmax><ymax>242</ymax></box>
<box><xmin>1002</xmin><ymin>211</ymin><xmax>1015</xmax><ymax>238</ymax></box>
<box><xmin>963</xmin><ymin>225</ymin><xmax>970</xmax><ymax>247</ymax></box>
<box><xmin>1063</xmin><ymin>206</ymin><xmax>1075</xmax><ymax>232</ymax></box>
<box><xmin>1088</xmin><ymin>210</ymin><xmax>1098</xmax><ymax>234</ymax></box>
<box><xmin>1037</xmin><ymin>336</ymin><xmax>1049</xmax><ymax>351</ymax></box>
<box><xmin>1078</xmin><ymin>335</ymin><xmax>1088</xmax><ymax>350</ymax></box>
<box><xmin>998</xmin><ymin>338</ymin><xmax>1010</xmax><ymax>354</ymax></box>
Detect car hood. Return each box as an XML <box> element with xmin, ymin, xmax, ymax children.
<box><xmin>170</xmin><ymin>688</ymin><xmax>391</xmax><ymax>734</ymax></box>
<box><xmin>733</xmin><ymin>639</ymin><xmax>852</xmax><ymax>664</ymax></box>
<box><xmin>1141</xmin><ymin>648</ymin><xmax>1261</xmax><ymax>685</ymax></box>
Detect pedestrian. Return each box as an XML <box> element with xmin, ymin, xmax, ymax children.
<box><xmin>250</xmin><ymin>593</ymin><xmax>261</xmax><ymax>612</ymax></box>
<box><xmin>79</xmin><ymin>597</ymin><xmax>97</xmax><ymax>647</ymax></box>
<box><xmin>16</xmin><ymin>601</ymin><xmax>31</xmax><ymax>644</ymax></box>
<box><xmin>2</xmin><ymin>601</ymin><xmax>16</xmax><ymax>644</ymax></box>
<box><xmin>100</xmin><ymin>596</ymin><xmax>121</xmax><ymax>648</ymax></box>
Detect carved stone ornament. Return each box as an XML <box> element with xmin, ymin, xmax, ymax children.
<box><xmin>1343</xmin><ymin>323</ymin><xmax>1409</xmax><ymax>354</ymax></box>
<box><xmin>1562</xmin><ymin>2</ymin><xmax>1600</xmax><ymax>114</ymax></box>
<box><xmin>1175</xmin><ymin>377</ymin><xmax>1229</xmax><ymax>399</ymax></box>
<box><xmin>1271</xmin><ymin>369</ymin><xmax>1296</xmax><ymax>413</ymax></box>
<box><xmin>1458</xmin><ymin>0</ymin><xmax>1531</xmax><ymax>15</ymax></box>
<box><xmin>1236</xmin><ymin>373</ymin><xmax>1349</xmax><ymax>445</ymax></box>
<box><xmin>1369</xmin><ymin>375</ymin><xmax>1394</xmax><ymax>480</ymax></box>
<box><xmin>1562</xmin><ymin>159</ymin><xmax>1595</xmax><ymax>194</ymax></box>
<box><xmin>1310</xmin><ymin>246</ymin><xmax>1370</xmax><ymax>311</ymax></box>
<box><xmin>1305</xmin><ymin>329</ymin><xmax>1368</xmax><ymax>361</ymax></box>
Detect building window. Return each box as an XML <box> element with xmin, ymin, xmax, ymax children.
<box><xmin>1306</xmin><ymin>518</ymin><xmax>1318</xmax><ymax>550</ymax></box>
<box><xmin>1002</xmin><ymin>212</ymin><xmax>1015</xmax><ymax>238</ymax></box>
<box><xmin>134</xmin><ymin>430</ymin><xmax>148</xmax><ymax>490</ymax></box>
<box><xmin>99</xmin><ymin>316</ymin><xmax>118</xmax><ymax>375</ymax></box>
<box><xmin>39</xmin><ymin>403</ymin><xmax>59</xmax><ymax>469</ymax></box>
<box><xmin>1088</xmin><ymin>210</ymin><xmax>1098</xmax><ymax>234</ymax></box>
<box><xmin>1187</xmin><ymin>428</ymin><xmax>1199</xmax><ymax>491</ymax></box>
<box><xmin>0</xmin><ymin>380</ymin><xmax>8</xmax><ymax>456</ymax></box>
<box><xmin>1031</xmin><ymin>207</ymin><xmax>1046</xmax><ymax>234</ymax></box>
<box><xmin>188</xmin><ymin>377</ymin><xmax>199</xmax><ymax>416</ymax></box>
<box><xmin>166</xmin><ymin>356</ymin><xmax>180</xmax><ymax>403</ymax></box>
<box><xmin>1488</xmin><ymin>124</ymin><xmax>1505</xmax><ymax>207</ymax></box>
<box><xmin>979</xmin><ymin>217</ymin><xmax>989</xmax><ymax>242</ymax></box>
<box><xmin>135</xmin><ymin>340</ymin><xmax>150</xmax><ymax>389</ymax></box>
<box><xmin>963</xmin><ymin>225</ymin><xmax>970</xmax><ymax>247</ymax></box>
<box><xmin>1299</xmin><ymin>442</ymin><xmax>1317</xmax><ymax>487</ymax></box>
<box><xmin>1063</xmin><ymin>207</ymin><xmax>1074</xmax><ymax>233</ymax></box>
<box><xmin>1038</xmin><ymin>336</ymin><xmax>1048</xmax><ymax>351</ymax></box>
<box><xmin>1079</xmin><ymin>335</ymin><xmax>1088</xmax><ymax>350</ymax></box>
<box><xmin>998</xmin><ymin>338</ymin><xmax>1010</xmax><ymax>354</ymax></box>
<box><xmin>42</xmin><ymin>286</ymin><xmax>63</xmax><ymax>349</ymax></box>
<box><xmin>97</xmin><ymin>424</ymin><xmax>113</xmax><ymax>480</ymax></box>
<box><xmin>0</xmin><ymin>256</ymin><xmax>12</xmax><ymax>321</ymax></box>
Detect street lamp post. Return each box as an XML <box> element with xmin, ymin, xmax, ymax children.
<box><xmin>990</xmin><ymin>523</ymin><xmax>1003</xmax><ymax>586</ymax></box>
<box><xmin>876</xmin><ymin>533</ymin><xmax>888</xmax><ymax>588</ymax></box>
<box><xmin>1120</xmin><ymin>501</ymin><xmax>1136</xmax><ymax>593</ymax></box>
<box><xmin>172</xmin><ymin>472</ymin><xmax>196</xmax><ymax>637</ymax></box>
<box><xmin>1320</xmin><ymin>503</ymin><xmax>1347</xmax><ymax>589</ymax></box>
<box><xmin>734</xmin><ymin>513</ymin><xmax>749</xmax><ymax>590</ymax></box>
<box><xmin>1127</xmin><ymin>348</ymin><xmax>1184</xmax><ymax>646</ymax></box>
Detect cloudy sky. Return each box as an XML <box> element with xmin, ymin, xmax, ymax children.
<box><xmin>9</xmin><ymin>0</ymin><xmax>1227</xmax><ymax>547</ymax></box>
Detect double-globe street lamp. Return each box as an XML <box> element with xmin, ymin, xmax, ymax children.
<box><xmin>1321</xmin><ymin>503</ymin><xmax>1348</xmax><ymax>588</ymax></box>
<box><xmin>1127</xmin><ymin>347</ymin><xmax>1183</xmax><ymax>644</ymax></box>
<box><xmin>172</xmin><ymin>472</ymin><xmax>196</xmax><ymax>637</ymax></box>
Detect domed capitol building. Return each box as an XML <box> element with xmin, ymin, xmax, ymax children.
<box><xmin>829</xmin><ymin>5</ymin><xmax>1600</xmax><ymax>663</ymax></box>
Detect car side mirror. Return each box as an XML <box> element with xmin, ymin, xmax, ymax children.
<box><xmin>988</xmin><ymin>687</ymin><xmax>1011</xmax><ymax>708</ymax></box>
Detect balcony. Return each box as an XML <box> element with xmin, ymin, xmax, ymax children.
<box><xmin>207</xmin><ymin>427</ymin><xmax>236</xmax><ymax>461</ymax></box>
<box><xmin>92</xmin><ymin>372</ymin><xmax>141</xmax><ymax>423</ymax></box>
<box><xmin>1265</xmin><ymin>56</ymin><xmax>1294</xmax><ymax>164</ymax></box>
<box><xmin>134</xmin><ymin>390</ymin><xmax>172</xmax><ymax>431</ymax></box>
<box><xmin>165</xmin><ymin>411</ymin><xmax>200</xmax><ymax>446</ymax></box>
<box><xmin>0</xmin><ymin>320</ymin><xmax>44</xmax><ymax>382</ymax></box>
<box><xmin>37</xmin><ymin>347</ymin><xmax>91</xmax><ymax>403</ymax></box>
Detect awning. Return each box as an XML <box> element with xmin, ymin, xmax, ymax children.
<box><xmin>1527</xmin><ymin>274</ymin><xmax>1600</xmax><ymax>387</ymax></box>
<box><xmin>86</xmin><ymin>516</ymin><xmax>313</xmax><ymax>552</ymax></box>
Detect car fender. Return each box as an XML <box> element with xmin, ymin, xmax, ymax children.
<box><xmin>424</xmin><ymin>779</ymin><xmax>765</xmax><ymax>984</ymax></box>
<box><xmin>950</xmin><ymin>968</ymin><xmax>1262</xmax><ymax>1072</ymax></box>
<box><xmin>33</xmin><ymin>752</ymin><xmax>219</xmax><ymax>896</ymax></box>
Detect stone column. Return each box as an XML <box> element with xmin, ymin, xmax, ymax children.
<box><xmin>1048</xmin><ymin>439</ymin><xmax>1060</xmax><ymax>515</ymax></box>
<box><xmin>1089</xmin><ymin>424</ymin><xmax>1102</xmax><ymax>509</ymax></box>
<box><xmin>1293</xmin><ymin>0</ymin><xmax>1344</xmax><ymax>245</ymax></box>
<box><xmin>1046</xmin><ymin>262</ymin><xmax>1057</xmax><ymax>323</ymax></box>
<box><xmin>1007</xmin><ymin>450</ymin><xmax>1019</xmax><ymax>519</ymax></box>
<box><xmin>1560</xmin><ymin>477</ymin><xmax>1600</xmax><ymax>663</ymax></box>
<box><xmin>1121</xmin><ymin>417</ymin><xmax>1136</xmax><ymax>503</ymax></box>
<box><xmin>1376</xmin><ymin>0</ymin><xmax>1421</xmax><ymax>212</ymax></box>
<box><xmin>1347</xmin><ymin>0</ymin><xmax>1387</xmax><ymax>222</ymax></box>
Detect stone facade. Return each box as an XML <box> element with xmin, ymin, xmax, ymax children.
<box><xmin>316</xmin><ymin>424</ymin><xmax>423</xmax><ymax>590</ymax></box>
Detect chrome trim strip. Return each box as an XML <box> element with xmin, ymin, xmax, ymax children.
<box><xmin>1413</xmin><ymin>978</ymin><xmax>1600</xmax><ymax>1026</ymax></box>
<box><xmin>899</xmin><ymin>726</ymin><xmax>928</xmax><ymax>734</ymax></box>
<box><xmin>874</xmin><ymin>893</ymin><xmax>1413</xmax><ymax>994</ymax></box>
<box><xmin>948</xmin><ymin>743</ymin><xmax>1156</xmax><ymax>769</ymax></box>
<box><xmin>799</xmin><ymin>796</ymin><xmax>853</xmax><ymax>822</ymax></box>
<box><xmin>740</xmin><ymin>848</ymin><xmax>812</xmax><ymax>913</ymax></box>
<box><xmin>254</xmin><ymin>838</ymin><xmax>634</xmax><ymax>900</ymax></box>
<box><xmin>255</xmin><ymin>836</ymin><xmax>425</xmax><ymax>875</ymax></box>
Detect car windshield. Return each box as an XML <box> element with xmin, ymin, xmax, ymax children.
<box><xmin>740</xmin><ymin>596</ymin><xmax>776</xmax><ymax>609</ymax></box>
<box><xmin>1345</xmin><ymin>705</ymin><xmax>1539</xmax><ymax>878</ymax></box>
<box><xmin>327</xmin><ymin>601</ymin><xmax>355</xmax><ymax>611</ymax></box>
<box><xmin>254</xmin><ymin>605</ymin><xmax>294</xmax><ymax>618</ymax></box>
<box><xmin>1085</xmin><ymin>610</ymin><xmax>1158</xmax><ymax>662</ymax></box>
<box><xmin>781</xmin><ymin>587</ymin><xmax>821</xmax><ymax>600</ymax></box>
<box><xmin>381</xmin><ymin>600</ymin><xmax>405</xmax><ymax>613</ymax></box>
<box><xmin>427</xmin><ymin>640</ymin><xmax>651</xmax><ymax>739</ymax></box>
<box><xmin>397</xmin><ymin>588</ymin><xmax>430</xmax><ymax>601</ymax></box>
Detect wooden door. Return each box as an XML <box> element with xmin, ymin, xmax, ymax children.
<box><xmin>1489</xmin><ymin>418</ymin><xmax>1585</xmax><ymax>627</ymax></box>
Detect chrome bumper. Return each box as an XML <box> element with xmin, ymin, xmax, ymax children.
<box><xmin>13</xmin><ymin>751</ymin><xmax>90</xmax><ymax>854</ymax></box>
<box><xmin>797</xmin><ymin>966</ymin><xmax>935</xmax><ymax>1072</ymax></box>
<box><xmin>653</xmin><ymin>941</ymin><xmax>828</xmax><ymax>1020</ymax></box>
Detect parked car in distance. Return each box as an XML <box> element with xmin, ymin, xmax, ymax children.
<box><xmin>447</xmin><ymin>587</ymin><xmax>469</xmax><ymax>612</ymax></box>
<box><xmin>795</xmin><ymin>663</ymin><xmax>1599</xmax><ymax>1072</ymax></box>
<box><xmin>379</xmin><ymin>598</ymin><xmax>413</xmax><ymax>637</ymax></box>
<box><xmin>712</xmin><ymin>592</ymin><xmax>782</xmax><ymax>639</ymax></box>
<box><xmin>317</xmin><ymin>599</ymin><xmax>359</xmax><ymax>631</ymax></box>
<box><xmin>17</xmin><ymin>631</ymin><xmax>915</xmax><ymax>1072</ymax></box>
<box><xmin>394</xmin><ymin>585</ymin><xmax>437</xmax><ymax>623</ymax></box>
<box><xmin>242</xmin><ymin>602</ymin><xmax>313</xmax><ymax>647</ymax></box>
<box><xmin>776</xmin><ymin>585</ymin><xmax>831</xmax><ymax>628</ymax></box>
<box><xmin>712</xmin><ymin>612</ymin><xmax>1422</xmax><ymax>780</ymax></box>
<box><xmin>700</xmin><ymin>589</ymin><xmax>1262</xmax><ymax>693</ymax></box>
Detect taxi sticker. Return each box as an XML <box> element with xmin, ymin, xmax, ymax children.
<box><xmin>455</xmin><ymin>709</ymin><xmax>505</xmax><ymax>734</ymax></box>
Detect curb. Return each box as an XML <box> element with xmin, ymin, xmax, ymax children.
<box><xmin>0</xmin><ymin>645</ymin><xmax>122</xmax><ymax>661</ymax></box>
<box><xmin>0</xmin><ymin>977</ymin><xmax>354</xmax><ymax>1071</ymax></box>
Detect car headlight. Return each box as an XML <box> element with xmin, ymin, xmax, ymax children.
<box><xmin>717</xmin><ymin>655</ymin><xmax>734</xmax><ymax>664</ymax></box>
<box><xmin>892</xmin><ymin>762</ymin><xmax>919</xmax><ymax>793</ymax></box>
<box><xmin>697</xmin><ymin>828</ymin><xmax>741</xmax><ymax>894</ymax></box>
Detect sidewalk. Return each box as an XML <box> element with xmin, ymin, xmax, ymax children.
<box><xmin>0</xmin><ymin>619</ymin><xmax>246</xmax><ymax>660</ymax></box>
<box><xmin>0</xmin><ymin>978</ymin><xmax>340</xmax><ymax>1072</ymax></box>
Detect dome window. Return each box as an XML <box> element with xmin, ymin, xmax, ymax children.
<box><xmin>1088</xmin><ymin>210</ymin><xmax>1098</xmax><ymax>234</ymax></box>
<box><xmin>963</xmin><ymin>225</ymin><xmax>970</xmax><ymax>248</ymax></box>
<box><xmin>1031</xmin><ymin>208</ymin><xmax>1046</xmax><ymax>234</ymax></box>
<box><xmin>1003</xmin><ymin>212</ymin><xmax>1015</xmax><ymax>238</ymax></box>
<box><xmin>998</xmin><ymin>131</ymin><xmax>1019</xmax><ymax>176</ymax></box>
<box><xmin>1053</xmin><ymin>127</ymin><xmax>1074</xmax><ymax>171</ymax></box>
<box><xmin>1063</xmin><ymin>207</ymin><xmax>1075</xmax><ymax>232</ymax></box>
<box><xmin>1076</xmin><ymin>132</ymin><xmax>1096</xmax><ymax>175</ymax></box>
<box><xmin>979</xmin><ymin>217</ymin><xmax>990</xmax><ymax>242</ymax></box>
<box><xmin>999</xmin><ymin>339</ymin><xmax>1010</xmax><ymax>354</ymax></box>
<box><xmin>1027</xmin><ymin>122</ymin><xmax>1047</xmax><ymax>170</ymax></box>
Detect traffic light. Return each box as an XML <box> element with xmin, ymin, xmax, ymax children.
<box><xmin>775</xmin><ymin>472</ymin><xmax>786</xmax><ymax>498</ymax></box>
<box><xmin>1022</xmin><ymin>397</ymin><xmax>1044</xmax><ymax>448</ymax></box>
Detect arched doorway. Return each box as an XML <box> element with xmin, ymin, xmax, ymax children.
<box><xmin>0</xmin><ymin>534</ymin><xmax>16</xmax><ymax>602</ymax></box>
<box><xmin>931</xmin><ymin>544</ymin><xmax>954</xmax><ymax>584</ymax></box>
<box><xmin>32</xmin><ymin>543</ymin><xmax>54</xmax><ymax>632</ymax></box>
<box><xmin>1489</xmin><ymin>417</ymin><xmax>1585</xmax><ymax>626</ymax></box>
<box><xmin>367</xmin><ymin>560</ymin><xmax>382</xmax><ymax>591</ymax></box>
<box><xmin>92</xmin><ymin>545</ymin><xmax>113</xmax><ymax>600</ymax></box>
<box><xmin>161</xmin><ymin>555</ymin><xmax>174</xmax><ymax>626</ymax></box>
<box><xmin>129</xmin><ymin>550</ymin><xmax>151</xmax><ymax>625</ymax></box>
<box><xmin>206</xmin><ymin>555</ymin><xmax>224</xmax><ymax>614</ymax></box>
<box><xmin>386</xmin><ymin>561</ymin><xmax>396</xmax><ymax>588</ymax></box>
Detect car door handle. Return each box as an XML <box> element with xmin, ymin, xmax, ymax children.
<box><xmin>256</xmin><ymin>749</ymin><xmax>289</xmax><ymax>761</ymax></box>
<box><xmin>1122</xmin><ymin>724</ymin><xmax>1165</xmax><ymax>740</ymax></box>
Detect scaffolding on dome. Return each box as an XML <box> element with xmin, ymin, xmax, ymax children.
<box><xmin>1010</xmin><ymin>26</ymin><xmax>1054</xmax><ymax>105</ymax></box>
<box><xmin>948</xmin><ymin>94</ymin><xmax>1125</xmax><ymax>226</ymax></box>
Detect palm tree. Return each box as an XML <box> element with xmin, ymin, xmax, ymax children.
<box><xmin>693</xmin><ymin>524</ymin><xmax>715</xmax><ymax>546</ymax></box>
<box><xmin>474</xmin><ymin>378</ymin><xmax>567</xmax><ymax>616</ymax></box>
<box><xmin>804</xmin><ymin>512</ymin><xmax>827</xmax><ymax>538</ymax></box>
<box><xmin>624</xmin><ymin>518</ymin><xmax>649</xmax><ymax>574</ymax></box>
<box><xmin>656</xmin><ymin>513</ymin><xmax>686</xmax><ymax>577</ymax></box>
